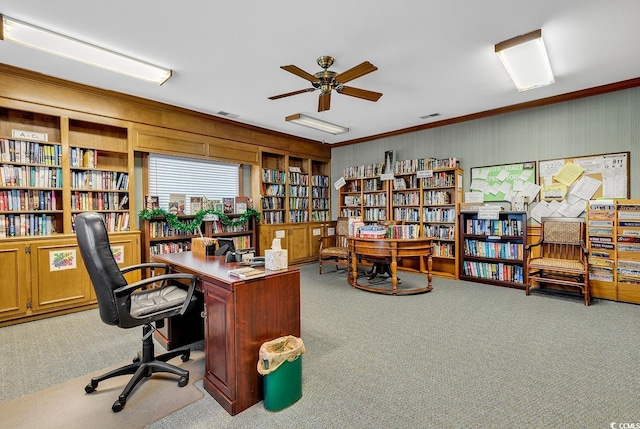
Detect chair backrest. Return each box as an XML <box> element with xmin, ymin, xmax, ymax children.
<box><xmin>540</xmin><ymin>217</ymin><xmax>585</xmax><ymax>260</ymax></box>
<box><xmin>335</xmin><ymin>217</ymin><xmax>349</xmax><ymax>247</ymax></box>
<box><xmin>75</xmin><ymin>212</ymin><xmax>128</xmax><ymax>326</ymax></box>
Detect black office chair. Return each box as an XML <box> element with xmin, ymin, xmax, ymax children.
<box><xmin>75</xmin><ymin>212</ymin><xmax>198</xmax><ymax>412</ymax></box>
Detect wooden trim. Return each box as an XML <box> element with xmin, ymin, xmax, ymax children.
<box><xmin>333</xmin><ymin>76</ymin><xmax>640</xmax><ymax>147</ymax></box>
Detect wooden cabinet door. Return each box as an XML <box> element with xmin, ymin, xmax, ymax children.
<box><xmin>0</xmin><ymin>242</ymin><xmax>29</xmax><ymax>322</ymax></box>
<box><xmin>30</xmin><ymin>238</ymin><xmax>92</xmax><ymax>312</ymax></box>
<box><xmin>288</xmin><ymin>224</ymin><xmax>310</xmax><ymax>263</ymax></box>
<box><xmin>203</xmin><ymin>281</ymin><xmax>235</xmax><ymax>401</ymax></box>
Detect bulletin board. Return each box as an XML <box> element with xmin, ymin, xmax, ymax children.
<box><xmin>531</xmin><ymin>151</ymin><xmax>630</xmax><ymax>222</ymax></box>
<box><xmin>538</xmin><ymin>152</ymin><xmax>630</xmax><ymax>201</ymax></box>
<box><xmin>469</xmin><ymin>161</ymin><xmax>537</xmax><ymax>202</ymax></box>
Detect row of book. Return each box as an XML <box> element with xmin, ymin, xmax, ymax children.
<box><xmin>261</xmin><ymin>169</ymin><xmax>286</xmax><ymax>183</ymax></box>
<box><xmin>71</xmin><ymin>170</ymin><xmax>129</xmax><ymax>191</ymax></box>
<box><xmin>392</xmin><ymin>176</ymin><xmax>419</xmax><ymax>190</ymax></box>
<box><xmin>343</xmin><ymin>162</ymin><xmax>385</xmax><ymax>179</ymax></box>
<box><xmin>72</xmin><ymin>212</ymin><xmax>130</xmax><ymax>232</ymax></box>
<box><xmin>424</xmin><ymin>207</ymin><xmax>457</xmax><ymax>222</ymax></box>
<box><xmin>463</xmin><ymin>239</ymin><xmax>523</xmax><ymax>261</ymax></box>
<box><xmin>288</xmin><ymin>186</ymin><xmax>309</xmax><ymax>197</ymax></box>
<box><xmin>392</xmin><ymin>191</ymin><xmax>420</xmax><ymax>206</ymax></box>
<box><xmin>422</xmin><ymin>172</ymin><xmax>456</xmax><ymax>188</ymax></box>
<box><xmin>71</xmin><ymin>191</ymin><xmax>128</xmax><ymax>211</ymax></box>
<box><xmin>288</xmin><ymin>197</ymin><xmax>309</xmax><ymax>209</ymax></box>
<box><xmin>341</xmin><ymin>208</ymin><xmax>361</xmax><ymax>218</ymax></box>
<box><xmin>261</xmin><ymin>196</ymin><xmax>284</xmax><ymax>210</ymax></box>
<box><xmin>0</xmin><ymin>139</ymin><xmax>61</xmax><ymax>166</ymax></box>
<box><xmin>343</xmin><ymin>195</ymin><xmax>361</xmax><ymax>207</ymax></box>
<box><xmin>1</xmin><ymin>164</ymin><xmax>62</xmax><ymax>188</ymax></box>
<box><xmin>364</xmin><ymin>208</ymin><xmax>387</xmax><ymax>222</ymax></box>
<box><xmin>263</xmin><ymin>184</ymin><xmax>286</xmax><ymax>197</ymax></box>
<box><xmin>393</xmin><ymin>157</ymin><xmax>459</xmax><ymax>175</ymax></box>
<box><xmin>209</xmin><ymin>220</ymin><xmax>249</xmax><ymax>234</ymax></box>
<box><xmin>288</xmin><ymin>172</ymin><xmax>309</xmax><ymax>185</ymax></box>
<box><xmin>150</xmin><ymin>240</ymin><xmax>192</xmax><ymax>255</ymax></box>
<box><xmin>393</xmin><ymin>207</ymin><xmax>421</xmax><ymax>222</ymax></box>
<box><xmin>357</xmin><ymin>224</ymin><xmax>387</xmax><ymax>238</ymax></box>
<box><xmin>424</xmin><ymin>225</ymin><xmax>455</xmax><ymax>240</ymax></box>
<box><xmin>312</xmin><ymin>198</ymin><xmax>329</xmax><ymax>209</ymax></box>
<box><xmin>0</xmin><ymin>213</ymin><xmax>57</xmax><ymax>237</ymax></box>
<box><xmin>69</xmin><ymin>148</ymin><xmax>98</xmax><ymax>168</ymax></box>
<box><xmin>363</xmin><ymin>193</ymin><xmax>386</xmax><ymax>206</ymax></box>
<box><xmin>462</xmin><ymin>261</ymin><xmax>524</xmax><ymax>284</ymax></box>
<box><xmin>387</xmin><ymin>224</ymin><xmax>420</xmax><ymax>239</ymax></box>
<box><xmin>148</xmin><ymin>221</ymin><xmax>198</xmax><ymax>238</ymax></box>
<box><xmin>312</xmin><ymin>187</ymin><xmax>328</xmax><ymax>198</ymax></box>
<box><xmin>231</xmin><ymin>235</ymin><xmax>252</xmax><ymax>250</ymax></box>
<box><xmin>464</xmin><ymin>219</ymin><xmax>524</xmax><ymax>236</ymax></box>
<box><xmin>432</xmin><ymin>242</ymin><xmax>455</xmax><ymax>257</ymax></box>
<box><xmin>312</xmin><ymin>175</ymin><xmax>329</xmax><ymax>187</ymax></box>
<box><xmin>423</xmin><ymin>190</ymin><xmax>452</xmax><ymax>205</ymax></box>
<box><xmin>312</xmin><ymin>211</ymin><xmax>329</xmax><ymax>221</ymax></box>
<box><xmin>363</xmin><ymin>178</ymin><xmax>384</xmax><ymax>192</ymax></box>
<box><xmin>289</xmin><ymin>210</ymin><xmax>309</xmax><ymax>223</ymax></box>
<box><xmin>262</xmin><ymin>211</ymin><xmax>284</xmax><ymax>224</ymax></box>
<box><xmin>0</xmin><ymin>189</ymin><xmax>58</xmax><ymax>211</ymax></box>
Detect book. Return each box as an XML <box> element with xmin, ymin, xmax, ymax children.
<box><xmin>223</xmin><ymin>198</ymin><xmax>235</xmax><ymax>214</ymax></box>
<box><xmin>168</xmin><ymin>193</ymin><xmax>186</xmax><ymax>215</ymax></box>
<box><xmin>190</xmin><ymin>196</ymin><xmax>203</xmax><ymax>214</ymax></box>
<box><xmin>145</xmin><ymin>195</ymin><xmax>159</xmax><ymax>210</ymax></box>
<box><xmin>228</xmin><ymin>267</ymin><xmax>265</xmax><ymax>280</ymax></box>
<box><xmin>235</xmin><ymin>196</ymin><xmax>249</xmax><ymax>213</ymax></box>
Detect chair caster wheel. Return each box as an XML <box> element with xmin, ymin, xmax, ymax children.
<box><xmin>112</xmin><ymin>398</ymin><xmax>125</xmax><ymax>412</ymax></box>
<box><xmin>181</xmin><ymin>351</ymin><xmax>190</xmax><ymax>362</ymax></box>
<box><xmin>178</xmin><ymin>375</ymin><xmax>189</xmax><ymax>387</ymax></box>
<box><xmin>85</xmin><ymin>380</ymin><xmax>98</xmax><ymax>393</ymax></box>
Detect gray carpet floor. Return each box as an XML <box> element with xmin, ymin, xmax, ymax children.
<box><xmin>2</xmin><ymin>263</ymin><xmax>640</xmax><ymax>428</ymax></box>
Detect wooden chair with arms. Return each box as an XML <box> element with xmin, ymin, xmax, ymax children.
<box><xmin>525</xmin><ymin>217</ymin><xmax>590</xmax><ymax>305</ymax></box>
<box><xmin>318</xmin><ymin>217</ymin><xmax>350</xmax><ymax>274</ymax></box>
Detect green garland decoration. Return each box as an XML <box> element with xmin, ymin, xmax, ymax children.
<box><xmin>139</xmin><ymin>207</ymin><xmax>260</xmax><ymax>233</ymax></box>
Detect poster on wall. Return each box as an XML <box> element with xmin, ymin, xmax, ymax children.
<box><xmin>111</xmin><ymin>246</ymin><xmax>125</xmax><ymax>264</ymax></box>
<box><xmin>50</xmin><ymin>249</ymin><xmax>77</xmax><ymax>271</ymax></box>
<box><xmin>469</xmin><ymin>161</ymin><xmax>538</xmax><ymax>203</ymax></box>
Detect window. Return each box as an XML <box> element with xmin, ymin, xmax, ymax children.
<box><xmin>148</xmin><ymin>153</ymin><xmax>239</xmax><ymax>213</ymax></box>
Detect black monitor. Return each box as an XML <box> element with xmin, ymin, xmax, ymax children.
<box><xmin>214</xmin><ymin>237</ymin><xmax>236</xmax><ymax>256</ymax></box>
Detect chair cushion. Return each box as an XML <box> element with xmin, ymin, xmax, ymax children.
<box><xmin>130</xmin><ymin>285</ymin><xmax>188</xmax><ymax>318</ymax></box>
<box><xmin>529</xmin><ymin>257</ymin><xmax>585</xmax><ymax>271</ymax></box>
<box><xmin>321</xmin><ymin>247</ymin><xmax>348</xmax><ymax>258</ymax></box>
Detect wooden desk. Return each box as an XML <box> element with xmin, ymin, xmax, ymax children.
<box><xmin>151</xmin><ymin>252</ymin><xmax>300</xmax><ymax>415</ymax></box>
<box><xmin>348</xmin><ymin>236</ymin><xmax>433</xmax><ymax>295</ymax></box>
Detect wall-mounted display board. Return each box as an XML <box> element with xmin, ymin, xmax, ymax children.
<box><xmin>531</xmin><ymin>152</ymin><xmax>629</xmax><ymax>223</ymax></box>
<box><xmin>469</xmin><ymin>161</ymin><xmax>538</xmax><ymax>204</ymax></box>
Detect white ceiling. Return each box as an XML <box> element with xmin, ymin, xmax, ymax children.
<box><xmin>2</xmin><ymin>1</ymin><xmax>640</xmax><ymax>145</ymax></box>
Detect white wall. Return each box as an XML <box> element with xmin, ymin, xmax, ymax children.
<box><xmin>331</xmin><ymin>86</ymin><xmax>640</xmax><ymax>218</ymax></box>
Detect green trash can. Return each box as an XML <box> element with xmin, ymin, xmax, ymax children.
<box><xmin>257</xmin><ymin>335</ymin><xmax>305</xmax><ymax>411</ymax></box>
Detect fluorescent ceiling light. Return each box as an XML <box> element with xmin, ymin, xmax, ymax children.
<box><xmin>495</xmin><ymin>29</ymin><xmax>554</xmax><ymax>92</ymax></box>
<box><xmin>285</xmin><ymin>113</ymin><xmax>349</xmax><ymax>135</ymax></box>
<box><xmin>0</xmin><ymin>14</ymin><xmax>172</xmax><ymax>85</ymax></box>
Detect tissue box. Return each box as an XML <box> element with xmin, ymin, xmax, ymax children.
<box><xmin>265</xmin><ymin>249</ymin><xmax>288</xmax><ymax>270</ymax></box>
<box><xmin>192</xmin><ymin>238</ymin><xmax>217</xmax><ymax>256</ymax></box>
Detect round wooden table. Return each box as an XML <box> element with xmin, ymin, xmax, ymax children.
<box><xmin>348</xmin><ymin>236</ymin><xmax>433</xmax><ymax>295</ymax></box>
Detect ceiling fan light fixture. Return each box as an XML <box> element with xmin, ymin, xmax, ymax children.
<box><xmin>285</xmin><ymin>113</ymin><xmax>349</xmax><ymax>135</ymax></box>
<box><xmin>495</xmin><ymin>29</ymin><xmax>554</xmax><ymax>92</ymax></box>
<box><xmin>0</xmin><ymin>14</ymin><xmax>172</xmax><ymax>85</ymax></box>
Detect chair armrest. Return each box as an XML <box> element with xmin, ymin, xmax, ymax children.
<box><xmin>525</xmin><ymin>240</ymin><xmax>542</xmax><ymax>251</ymax></box>
<box><xmin>119</xmin><ymin>262</ymin><xmax>169</xmax><ymax>275</ymax></box>
<box><xmin>114</xmin><ymin>273</ymin><xmax>198</xmax><ymax>316</ymax></box>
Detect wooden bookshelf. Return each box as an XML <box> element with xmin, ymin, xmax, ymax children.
<box><xmin>615</xmin><ymin>200</ymin><xmax>640</xmax><ymax>304</ymax></box>
<box><xmin>586</xmin><ymin>200</ymin><xmax>617</xmax><ymax>300</ymax></box>
<box><xmin>459</xmin><ymin>210</ymin><xmax>527</xmax><ymax>289</ymax></box>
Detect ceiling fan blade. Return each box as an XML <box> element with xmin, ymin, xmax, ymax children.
<box><xmin>281</xmin><ymin>65</ymin><xmax>317</xmax><ymax>82</ymax></box>
<box><xmin>269</xmin><ymin>88</ymin><xmax>315</xmax><ymax>100</ymax></box>
<box><xmin>335</xmin><ymin>61</ymin><xmax>377</xmax><ymax>84</ymax></box>
<box><xmin>318</xmin><ymin>92</ymin><xmax>331</xmax><ymax>112</ymax></box>
<box><xmin>338</xmin><ymin>86</ymin><xmax>383</xmax><ymax>102</ymax></box>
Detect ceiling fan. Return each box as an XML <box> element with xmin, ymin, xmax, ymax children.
<box><xmin>269</xmin><ymin>55</ymin><xmax>383</xmax><ymax>112</ymax></box>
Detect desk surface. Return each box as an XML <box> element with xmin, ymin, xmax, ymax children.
<box><xmin>152</xmin><ymin>251</ymin><xmax>299</xmax><ymax>287</ymax></box>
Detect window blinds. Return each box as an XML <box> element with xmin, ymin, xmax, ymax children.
<box><xmin>148</xmin><ymin>153</ymin><xmax>239</xmax><ymax>213</ymax></box>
